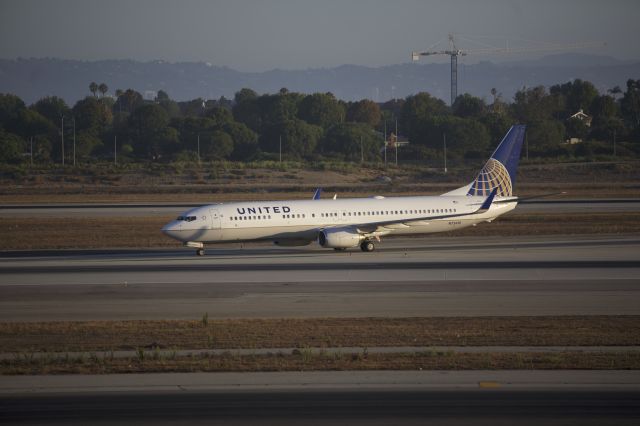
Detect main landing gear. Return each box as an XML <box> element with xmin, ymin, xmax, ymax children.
<box><xmin>360</xmin><ymin>240</ymin><xmax>375</xmax><ymax>252</ymax></box>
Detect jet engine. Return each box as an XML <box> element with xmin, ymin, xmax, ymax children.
<box><xmin>318</xmin><ymin>228</ymin><xmax>363</xmax><ymax>249</ymax></box>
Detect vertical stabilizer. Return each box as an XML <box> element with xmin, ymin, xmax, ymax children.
<box><xmin>443</xmin><ymin>125</ymin><xmax>526</xmax><ymax>197</ymax></box>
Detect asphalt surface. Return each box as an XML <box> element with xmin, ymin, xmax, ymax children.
<box><xmin>2</xmin><ymin>198</ymin><xmax>639</xmax><ymax>217</ymax></box>
<box><xmin>1</xmin><ymin>235</ymin><xmax>639</xmax><ymax>321</ymax></box>
<box><xmin>3</xmin><ymin>371</ymin><xmax>640</xmax><ymax>425</ymax></box>
<box><xmin>2</xmin><ymin>390</ymin><xmax>640</xmax><ymax>425</ymax></box>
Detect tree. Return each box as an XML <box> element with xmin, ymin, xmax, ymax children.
<box><xmin>527</xmin><ymin>120</ymin><xmax>566</xmax><ymax>154</ymax></box>
<box><xmin>261</xmin><ymin>92</ymin><xmax>303</xmax><ymax>127</ymax></box>
<box><xmin>550</xmin><ymin>79</ymin><xmax>598</xmax><ymax>116</ymax></box>
<box><xmin>320</xmin><ymin>123</ymin><xmax>382</xmax><ymax>161</ymax></box>
<box><xmin>512</xmin><ymin>86</ymin><xmax>562</xmax><ymax>123</ymax></box>
<box><xmin>206</xmin><ymin>106</ymin><xmax>234</xmax><ymax>127</ymax></box>
<box><xmin>32</xmin><ymin>96</ymin><xmax>70</xmax><ymax>124</ymax></box>
<box><xmin>72</xmin><ymin>96</ymin><xmax>112</xmax><ymax>135</ymax></box>
<box><xmin>452</xmin><ymin>94</ymin><xmax>486</xmax><ymax>119</ymax></box>
<box><xmin>171</xmin><ymin>116</ymin><xmax>217</xmax><ymax>152</ymax></box>
<box><xmin>297</xmin><ymin>93</ymin><xmax>345</xmax><ymax>129</ymax></box>
<box><xmin>74</xmin><ymin>131</ymin><xmax>103</xmax><ymax>161</ymax></box>
<box><xmin>261</xmin><ymin>119</ymin><xmax>323</xmax><ymax>159</ymax></box>
<box><xmin>621</xmin><ymin>79</ymin><xmax>640</xmax><ymax>132</ymax></box>
<box><xmin>89</xmin><ymin>82</ymin><xmax>98</xmax><ymax>97</ymax></box>
<box><xmin>0</xmin><ymin>128</ymin><xmax>25</xmax><ymax>164</ymax></box>
<box><xmin>16</xmin><ymin>108</ymin><xmax>56</xmax><ymax>139</ymax></box>
<box><xmin>114</xmin><ymin>89</ymin><xmax>143</xmax><ymax>114</ymax></box>
<box><xmin>98</xmin><ymin>83</ymin><xmax>108</xmax><ymax>97</ymax></box>
<box><xmin>126</xmin><ymin>104</ymin><xmax>172</xmax><ymax>159</ymax></box>
<box><xmin>565</xmin><ymin>117</ymin><xmax>589</xmax><ymax>140</ymax></box>
<box><xmin>224</xmin><ymin>121</ymin><xmax>259</xmax><ymax>160</ymax></box>
<box><xmin>156</xmin><ymin>90</ymin><xmax>170</xmax><ymax>102</ymax></box>
<box><xmin>346</xmin><ymin>100</ymin><xmax>381</xmax><ymax>128</ymax></box>
<box><xmin>201</xmin><ymin>130</ymin><xmax>233</xmax><ymax>160</ymax></box>
<box><xmin>0</xmin><ymin>94</ymin><xmax>26</xmax><ymax>133</ymax></box>
<box><xmin>400</xmin><ymin>92</ymin><xmax>449</xmax><ymax>143</ymax></box>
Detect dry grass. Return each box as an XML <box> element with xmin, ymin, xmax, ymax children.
<box><xmin>3</xmin><ymin>351</ymin><xmax>640</xmax><ymax>375</ymax></box>
<box><xmin>1</xmin><ymin>316</ymin><xmax>638</xmax><ymax>353</ymax></box>
<box><xmin>1</xmin><ymin>212</ymin><xmax>638</xmax><ymax>250</ymax></box>
<box><xmin>0</xmin><ymin>181</ymin><xmax>638</xmax><ymax>204</ymax></box>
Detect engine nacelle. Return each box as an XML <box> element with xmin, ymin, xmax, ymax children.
<box><xmin>318</xmin><ymin>228</ymin><xmax>363</xmax><ymax>249</ymax></box>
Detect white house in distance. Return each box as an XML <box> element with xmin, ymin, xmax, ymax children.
<box><xmin>566</xmin><ymin>109</ymin><xmax>592</xmax><ymax>145</ymax></box>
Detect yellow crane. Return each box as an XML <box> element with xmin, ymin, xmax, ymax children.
<box><xmin>411</xmin><ymin>34</ymin><xmax>605</xmax><ymax>105</ymax></box>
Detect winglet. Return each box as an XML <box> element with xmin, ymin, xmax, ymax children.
<box><xmin>478</xmin><ymin>188</ymin><xmax>498</xmax><ymax>212</ymax></box>
<box><xmin>312</xmin><ymin>188</ymin><xmax>322</xmax><ymax>200</ymax></box>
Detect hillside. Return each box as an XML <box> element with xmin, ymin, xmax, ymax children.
<box><xmin>1</xmin><ymin>54</ymin><xmax>638</xmax><ymax>104</ymax></box>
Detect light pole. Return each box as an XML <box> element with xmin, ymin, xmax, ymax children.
<box><xmin>73</xmin><ymin>117</ymin><xmax>76</xmax><ymax>166</ymax></box>
<box><xmin>384</xmin><ymin>120</ymin><xmax>387</xmax><ymax>168</ymax></box>
<box><xmin>114</xmin><ymin>135</ymin><xmax>117</xmax><ymax>165</ymax></box>
<box><xmin>279</xmin><ymin>135</ymin><xmax>282</xmax><ymax>163</ymax></box>
<box><xmin>61</xmin><ymin>116</ymin><xmax>65</xmax><ymax>166</ymax></box>
<box><xmin>360</xmin><ymin>136</ymin><xmax>363</xmax><ymax>163</ymax></box>
<box><xmin>395</xmin><ymin>119</ymin><xmax>398</xmax><ymax>166</ymax></box>
<box><xmin>443</xmin><ymin>133</ymin><xmax>447</xmax><ymax>174</ymax></box>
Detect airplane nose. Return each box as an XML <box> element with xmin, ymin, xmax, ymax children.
<box><xmin>161</xmin><ymin>221</ymin><xmax>182</xmax><ymax>239</ymax></box>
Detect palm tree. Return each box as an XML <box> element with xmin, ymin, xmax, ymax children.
<box><xmin>98</xmin><ymin>83</ymin><xmax>108</xmax><ymax>97</ymax></box>
<box><xmin>89</xmin><ymin>82</ymin><xmax>98</xmax><ymax>97</ymax></box>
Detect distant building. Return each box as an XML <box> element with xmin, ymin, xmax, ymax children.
<box><xmin>564</xmin><ymin>109</ymin><xmax>592</xmax><ymax>144</ymax></box>
<box><xmin>568</xmin><ymin>109</ymin><xmax>592</xmax><ymax>127</ymax></box>
<box><xmin>565</xmin><ymin>137</ymin><xmax>583</xmax><ymax>145</ymax></box>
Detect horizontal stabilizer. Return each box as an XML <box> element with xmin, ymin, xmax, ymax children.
<box><xmin>478</xmin><ymin>188</ymin><xmax>498</xmax><ymax>212</ymax></box>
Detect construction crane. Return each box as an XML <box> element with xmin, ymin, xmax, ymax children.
<box><xmin>411</xmin><ymin>34</ymin><xmax>605</xmax><ymax>105</ymax></box>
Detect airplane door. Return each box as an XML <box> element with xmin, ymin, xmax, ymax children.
<box><xmin>209</xmin><ymin>209</ymin><xmax>221</xmax><ymax>229</ymax></box>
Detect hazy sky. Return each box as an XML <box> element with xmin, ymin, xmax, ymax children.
<box><xmin>1</xmin><ymin>0</ymin><xmax>638</xmax><ymax>71</ymax></box>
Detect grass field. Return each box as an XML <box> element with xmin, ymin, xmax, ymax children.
<box><xmin>2</xmin><ymin>316</ymin><xmax>638</xmax><ymax>353</ymax></box>
<box><xmin>1</xmin><ymin>212</ymin><xmax>638</xmax><ymax>250</ymax></box>
<box><xmin>4</xmin><ymin>351</ymin><xmax>639</xmax><ymax>375</ymax></box>
<box><xmin>2</xmin><ymin>316</ymin><xmax>639</xmax><ymax>375</ymax></box>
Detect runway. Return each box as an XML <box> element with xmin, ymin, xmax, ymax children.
<box><xmin>1</xmin><ymin>198</ymin><xmax>639</xmax><ymax>217</ymax></box>
<box><xmin>1</xmin><ymin>236</ymin><xmax>639</xmax><ymax>321</ymax></box>
<box><xmin>2</xmin><ymin>371</ymin><xmax>640</xmax><ymax>425</ymax></box>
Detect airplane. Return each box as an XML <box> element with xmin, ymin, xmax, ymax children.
<box><xmin>162</xmin><ymin>124</ymin><xmax>526</xmax><ymax>256</ymax></box>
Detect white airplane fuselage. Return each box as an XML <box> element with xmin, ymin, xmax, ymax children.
<box><xmin>161</xmin><ymin>195</ymin><xmax>517</xmax><ymax>246</ymax></box>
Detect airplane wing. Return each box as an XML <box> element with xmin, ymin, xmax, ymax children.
<box><xmin>348</xmin><ymin>189</ymin><xmax>498</xmax><ymax>234</ymax></box>
<box><xmin>493</xmin><ymin>191</ymin><xmax>566</xmax><ymax>204</ymax></box>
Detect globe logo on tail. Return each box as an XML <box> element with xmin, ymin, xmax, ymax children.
<box><xmin>467</xmin><ymin>158</ymin><xmax>513</xmax><ymax>197</ymax></box>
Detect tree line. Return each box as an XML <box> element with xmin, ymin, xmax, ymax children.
<box><xmin>1</xmin><ymin>78</ymin><xmax>639</xmax><ymax>165</ymax></box>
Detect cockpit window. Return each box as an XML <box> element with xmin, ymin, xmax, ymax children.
<box><xmin>176</xmin><ymin>216</ymin><xmax>185</xmax><ymax>221</ymax></box>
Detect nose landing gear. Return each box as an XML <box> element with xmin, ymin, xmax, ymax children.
<box><xmin>185</xmin><ymin>241</ymin><xmax>205</xmax><ymax>256</ymax></box>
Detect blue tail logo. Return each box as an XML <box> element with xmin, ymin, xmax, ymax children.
<box><xmin>467</xmin><ymin>125</ymin><xmax>526</xmax><ymax>197</ymax></box>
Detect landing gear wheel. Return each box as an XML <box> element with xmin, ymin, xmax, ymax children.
<box><xmin>360</xmin><ymin>240</ymin><xmax>375</xmax><ymax>252</ymax></box>
<box><xmin>196</xmin><ymin>248</ymin><xmax>205</xmax><ymax>256</ymax></box>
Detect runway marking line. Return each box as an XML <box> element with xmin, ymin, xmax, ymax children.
<box><xmin>478</xmin><ymin>381</ymin><xmax>501</xmax><ymax>389</ymax></box>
